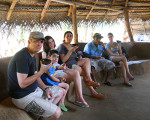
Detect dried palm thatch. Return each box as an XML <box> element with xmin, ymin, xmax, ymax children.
<box><xmin>0</xmin><ymin>0</ymin><xmax>150</xmax><ymax>35</ymax></box>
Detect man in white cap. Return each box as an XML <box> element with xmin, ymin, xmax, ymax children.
<box><xmin>8</xmin><ymin>31</ymin><xmax>61</xmax><ymax>120</ymax></box>
<box><xmin>83</xmin><ymin>33</ymin><xmax>115</xmax><ymax>87</ymax></box>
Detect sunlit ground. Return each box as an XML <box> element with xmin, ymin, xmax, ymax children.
<box><xmin>0</xmin><ymin>21</ymin><xmax>150</xmax><ymax>58</ymax></box>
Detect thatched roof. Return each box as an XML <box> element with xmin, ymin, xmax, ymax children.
<box><xmin>0</xmin><ymin>0</ymin><xmax>150</xmax><ymax>34</ymax></box>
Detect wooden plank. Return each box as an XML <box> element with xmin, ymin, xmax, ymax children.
<box><xmin>72</xmin><ymin>5</ymin><xmax>78</xmax><ymax>44</ymax></box>
<box><xmin>51</xmin><ymin>0</ymin><xmax>121</xmax><ymax>12</ymax></box>
<box><xmin>86</xmin><ymin>0</ymin><xmax>98</xmax><ymax>19</ymax></box>
<box><xmin>67</xmin><ymin>5</ymin><xmax>72</xmax><ymax>16</ymax></box>
<box><xmin>40</xmin><ymin>0</ymin><xmax>51</xmax><ymax>21</ymax></box>
<box><xmin>6</xmin><ymin>0</ymin><xmax>17</xmax><ymax>21</ymax></box>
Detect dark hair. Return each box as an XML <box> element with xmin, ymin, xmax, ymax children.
<box><xmin>63</xmin><ymin>31</ymin><xmax>73</xmax><ymax>42</ymax></box>
<box><xmin>108</xmin><ymin>33</ymin><xmax>114</xmax><ymax>36</ymax></box>
<box><xmin>43</xmin><ymin>36</ymin><xmax>56</xmax><ymax>56</ymax></box>
<box><xmin>48</xmin><ymin>49</ymin><xmax>59</xmax><ymax>57</ymax></box>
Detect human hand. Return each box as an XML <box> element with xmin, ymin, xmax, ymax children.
<box><xmin>70</xmin><ymin>46</ymin><xmax>78</xmax><ymax>52</ymax></box>
<box><xmin>99</xmin><ymin>42</ymin><xmax>105</xmax><ymax>48</ymax></box>
<box><xmin>60</xmin><ymin>63</ymin><xmax>67</xmax><ymax>70</ymax></box>
<box><xmin>78</xmin><ymin>55</ymin><xmax>82</xmax><ymax>60</ymax></box>
<box><xmin>46</xmin><ymin>89</ymin><xmax>53</xmax><ymax>100</ymax></box>
<box><xmin>40</xmin><ymin>61</ymin><xmax>52</xmax><ymax>74</ymax></box>
<box><xmin>58</xmin><ymin>77</ymin><xmax>66</xmax><ymax>82</ymax></box>
<box><xmin>95</xmin><ymin>55</ymin><xmax>101</xmax><ymax>59</ymax></box>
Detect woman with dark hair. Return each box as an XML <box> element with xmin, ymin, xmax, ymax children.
<box><xmin>106</xmin><ymin>33</ymin><xmax>134</xmax><ymax>87</ymax></box>
<box><xmin>42</xmin><ymin>35</ymin><xmax>90</xmax><ymax>107</ymax></box>
<box><xmin>57</xmin><ymin>31</ymin><xmax>105</xmax><ymax>100</ymax></box>
<box><xmin>42</xmin><ymin>36</ymin><xmax>56</xmax><ymax>58</ymax></box>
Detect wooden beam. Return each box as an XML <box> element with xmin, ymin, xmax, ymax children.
<box><xmin>103</xmin><ymin>0</ymin><xmax>116</xmax><ymax>20</ymax></box>
<box><xmin>6</xmin><ymin>0</ymin><xmax>17</xmax><ymax>21</ymax></box>
<box><xmin>51</xmin><ymin>0</ymin><xmax>121</xmax><ymax>12</ymax></box>
<box><xmin>72</xmin><ymin>5</ymin><xmax>78</xmax><ymax>44</ymax></box>
<box><xmin>128</xmin><ymin>2</ymin><xmax>150</xmax><ymax>6</ymax></box>
<box><xmin>124</xmin><ymin>8</ymin><xmax>134</xmax><ymax>42</ymax></box>
<box><xmin>67</xmin><ymin>5</ymin><xmax>72</xmax><ymax>16</ymax></box>
<box><xmin>86</xmin><ymin>0</ymin><xmax>98</xmax><ymax>19</ymax></box>
<box><xmin>40</xmin><ymin>0</ymin><xmax>51</xmax><ymax>21</ymax></box>
<box><xmin>125</xmin><ymin>0</ymin><xmax>128</xmax><ymax>7</ymax></box>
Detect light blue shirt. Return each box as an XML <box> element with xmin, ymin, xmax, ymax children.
<box><xmin>83</xmin><ymin>40</ymin><xmax>103</xmax><ymax>56</ymax></box>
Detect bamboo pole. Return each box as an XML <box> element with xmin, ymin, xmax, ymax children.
<box><xmin>67</xmin><ymin>6</ymin><xmax>72</xmax><ymax>16</ymax></box>
<box><xmin>40</xmin><ymin>0</ymin><xmax>51</xmax><ymax>21</ymax></box>
<box><xmin>124</xmin><ymin>8</ymin><xmax>134</xmax><ymax>42</ymax></box>
<box><xmin>103</xmin><ymin>0</ymin><xmax>116</xmax><ymax>21</ymax></box>
<box><xmin>72</xmin><ymin>5</ymin><xmax>78</xmax><ymax>44</ymax></box>
<box><xmin>86</xmin><ymin>0</ymin><xmax>98</xmax><ymax>19</ymax></box>
<box><xmin>6</xmin><ymin>0</ymin><xmax>17</xmax><ymax>21</ymax></box>
<box><xmin>51</xmin><ymin>0</ymin><xmax>121</xmax><ymax>12</ymax></box>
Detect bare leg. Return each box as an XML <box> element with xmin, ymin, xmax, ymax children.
<box><xmin>42</xmin><ymin>107</ymin><xmax>61</xmax><ymax>120</ymax></box>
<box><xmin>58</xmin><ymin>83</ymin><xmax>69</xmax><ymax>105</ymax></box>
<box><xmin>91</xmin><ymin>66</ymin><xmax>97</xmax><ymax>83</ymax></box>
<box><xmin>119</xmin><ymin>61</ymin><xmax>131</xmax><ymax>85</ymax></box>
<box><xmin>104</xmin><ymin>69</ymin><xmax>113</xmax><ymax>83</ymax></box>
<box><xmin>77</xmin><ymin>58</ymin><xmax>92</xmax><ymax>81</ymax></box>
<box><xmin>64</xmin><ymin>69</ymin><xmax>86</xmax><ymax>103</ymax></box>
<box><xmin>112</xmin><ymin>56</ymin><xmax>133</xmax><ymax>79</ymax></box>
<box><xmin>77</xmin><ymin>58</ymin><xmax>100</xmax><ymax>87</ymax></box>
<box><xmin>52</xmin><ymin>88</ymin><xmax>64</xmax><ymax>106</ymax></box>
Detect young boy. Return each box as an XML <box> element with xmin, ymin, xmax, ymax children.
<box><xmin>41</xmin><ymin>50</ymin><xmax>69</xmax><ymax>113</ymax></box>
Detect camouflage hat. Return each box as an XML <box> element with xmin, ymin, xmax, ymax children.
<box><xmin>29</xmin><ymin>31</ymin><xmax>45</xmax><ymax>40</ymax></box>
<box><xmin>93</xmin><ymin>33</ymin><xmax>103</xmax><ymax>39</ymax></box>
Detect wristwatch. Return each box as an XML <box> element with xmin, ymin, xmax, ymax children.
<box><xmin>44</xmin><ymin>87</ymin><xmax>49</xmax><ymax>91</ymax></box>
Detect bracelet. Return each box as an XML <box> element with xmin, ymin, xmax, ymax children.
<box><xmin>44</xmin><ymin>87</ymin><xmax>49</xmax><ymax>91</ymax></box>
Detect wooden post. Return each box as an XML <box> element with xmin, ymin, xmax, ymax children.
<box><xmin>72</xmin><ymin>5</ymin><xmax>78</xmax><ymax>44</ymax></box>
<box><xmin>124</xmin><ymin>8</ymin><xmax>134</xmax><ymax>42</ymax></box>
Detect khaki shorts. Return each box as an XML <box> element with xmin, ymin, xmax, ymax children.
<box><xmin>12</xmin><ymin>86</ymin><xmax>60</xmax><ymax>117</ymax></box>
<box><xmin>54</xmin><ymin>70</ymin><xmax>66</xmax><ymax>78</ymax></box>
<box><xmin>90</xmin><ymin>57</ymin><xmax>115</xmax><ymax>72</ymax></box>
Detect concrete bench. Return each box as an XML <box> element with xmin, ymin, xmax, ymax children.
<box><xmin>1</xmin><ymin>42</ymin><xmax>150</xmax><ymax>119</ymax></box>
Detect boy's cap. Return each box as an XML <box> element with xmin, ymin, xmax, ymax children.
<box><xmin>93</xmin><ymin>33</ymin><xmax>103</xmax><ymax>39</ymax></box>
<box><xmin>29</xmin><ymin>31</ymin><xmax>45</xmax><ymax>40</ymax></box>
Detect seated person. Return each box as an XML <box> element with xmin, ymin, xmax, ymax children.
<box><xmin>83</xmin><ymin>33</ymin><xmax>115</xmax><ymax>86</ymax></box>
<box><xmin>8</xmin><ymin>31</ymin><xmax>61</xmax><ymax>120</ymax></box>
<box><xmin>106</xmin><ymin>32</ymin><xmax>134</xmax><ymax>87</ymax></box>
<box><xmin>41</xmin><ymin>57</ymin><xmax>69</xmax><ymax>112</ymax></box>
<box><xmin>43</xmin><ymin>36</ymin><xmax>99</xmax><ymax>107</ymax></box>
<box><xmin>57</xmin><ymin>31</ymin><xmax>105</xmax><ymax>99</ymax></box>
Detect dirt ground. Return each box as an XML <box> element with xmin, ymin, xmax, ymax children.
<box><xmin>60</xmin><ymin>74</ymin><xmax>150</xmax><ymax>120</ymax></box>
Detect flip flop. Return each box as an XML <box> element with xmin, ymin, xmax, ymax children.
<box><xmin>124</xmin><ymin>82</ymin><xmax>133</xmax><ymax>87</ymax></box>
<box><xmin>129</xmin><ymin>77</ymin><xmax>134</xmax><ymax>81</ymax></box>
<box><xmin>74</xmin><ymin>101</ymin><xmax>89</xmax><ymax>108</ymax></box>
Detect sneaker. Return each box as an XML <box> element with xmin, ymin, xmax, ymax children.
<box><xmin>61</xmin><ymin>110</ymin><xmax>63</xmax><ymax>115</ymax></box>
<box><xmin>60</xmin><ymin>104</ymin><xmax>68</xmax><ymax>112</ymax></box>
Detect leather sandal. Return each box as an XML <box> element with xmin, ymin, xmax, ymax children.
<box><xmin>91</xmin><ymin>93</ymin><xmax>105</xmax><ymax>99</ymax></box>
<box><xmin>85</xmin><ymin>81</ymin><xmax>100</xmax><ymax>87</ymax></box>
